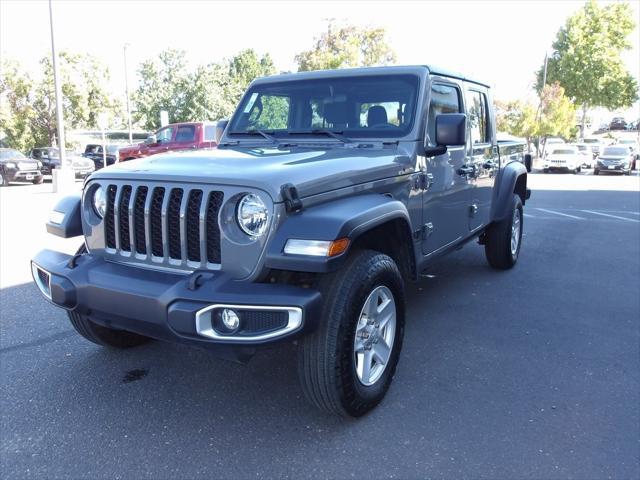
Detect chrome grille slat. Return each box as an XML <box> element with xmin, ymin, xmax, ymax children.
<box><xmin>198</xmin><ymin>193</ymin><xmax>208</xmax><ymax>265</ymax></box>
<box><xmin>113</xmin><ymin>185</ymin><xmax>123</xmax><ymax>252</ymax></box>
<box><xmin>100</xmin><ymin>181</ymin><xmax>222</xmax><ymax>270</ymax></box>
<box><xmin>160</xmin><ymin>190</ymin><xmax>171</xmax><ymax>260</ymax></box>
<box><xmin>128</xmin><ymin>187</ymin><xmax>136</xmax><ymax>255</ymax></box>
<box><xmin>143</xmin><ymin>188</ymin><xmax>153</xmax><ymax>258</ymax></box>
<box><xmin>179</xmin><ymin>190</ymin><xmax>188</xmax><ymax>263</ymax></box>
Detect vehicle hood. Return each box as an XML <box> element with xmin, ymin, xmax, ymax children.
<box><xmin>89</xmin><ymin>144</ymin><xmax>414</xmax><ymax>202</ymax></box>
<box><xmin>598</xmin><ymin>155</ymin><xmax>628</xmax><ymax>161</ymax></box>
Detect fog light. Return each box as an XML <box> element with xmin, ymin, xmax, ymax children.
<box><xmin>221</xmin><ymin>309</ymin><xmax>240</xmax><ymax>331</ymax></box>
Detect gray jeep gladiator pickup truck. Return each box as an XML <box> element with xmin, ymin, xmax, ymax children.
<box><xmin>32</xmin><ymin>65</ymin><xmax>530</xmax><ymax>417</ymax></box>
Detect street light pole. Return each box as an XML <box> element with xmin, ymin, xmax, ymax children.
<box><xmin>123</xmin><ymin>43</ymin><xmax>133</xmax><ymax>144</ymax></box>
<box><xmin>48</xmin><ymin>0</ymin><xmax>66</xmax><ymax>168</ymax></box>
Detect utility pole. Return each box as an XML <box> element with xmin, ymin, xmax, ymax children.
<box><xmin>536</xmin><ymin>52</ymin><xmax>549</xmax><ymax>158</ymax></box>
<box><xmin>49</xmin><ymin>0</ymin><xmax>73</xmax><ymax>192</ymax></box>
<box><xmin>123</xmin><ymin>43</ymin><xmax>133</xmax><ymax>144</ymax></box>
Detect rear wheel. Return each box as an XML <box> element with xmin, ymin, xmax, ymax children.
<box><xmin>297</xmin><ymin>250</ymin><xmax>405</xmax><ymax>417</ymax></box>
<box><xmin>66</xmin><ymin>245</ymin><xmax>152</xmax><ymax>348</ymax></box>
<box><xmin>484</xmin><ymin>194</ymin><xmax>523</xmax><ymax>270</ymax></box>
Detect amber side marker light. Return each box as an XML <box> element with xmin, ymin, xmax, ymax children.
<box><xmin>284</xmin><ymin>238</ymin><xmax>350</xmax><ymax>257</ymax></box>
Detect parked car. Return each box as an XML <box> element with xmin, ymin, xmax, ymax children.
<box><xmin>83</xmin><ymin>144</ymin><xmax>121</xmax><ymax>170</ymax></box>
<box><xmin>32</xmin><ymin>65</ymin><xmax>531</xmax><ymax>417</ymax></box>
<box><xmin>582</xmin><ymin>137</ymin><xmax>604</xmax><ymax>158</ymax></box>
<box><xmin>609</xmin><ymin>117</ymin><xmax>627</xmax><ymax>130</ymax></box>
<box><xmin>0</xmin><ymin>148</ymin><xmax>43</xmax><ymax>185</ymax></box>
<box><xmin>570</xmin><ymin>143</ymin><xmax>593</xmax><ymax>168</ymax></box>
<box><xmin>29</xmin><ymin>147</ymin><xmax>95</xmax><ymax>179</ymax></box>
<box><xmin>594</xmin><ymin>145</ymin><xmax>635</xmax><ymax>175</ymax></box>
<box><xmin>615</xmin><ymin>139</ymin><xmax>639</xmax><ymax>168</ymax></box>
<box><xmin>117</xmin><ymin>122</ymin><xmax>217</xmax><ymax>162</ymax></box>
<box><xmin>543</xmin><ymin>145</ymin><xmax>582</xmax><ymax>173</ymax></box>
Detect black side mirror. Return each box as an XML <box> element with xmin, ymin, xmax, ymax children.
<box><xmin>145</xmin><ymin>134</ymin><xmax>157</xmax><ymax>145</ymax></box>
<box><xmin>436</xmin><ymin>113</ymin><xmax>466</xmax><ymax>146</ymax></box>
<box><xmin>215</xmin><ymin>119</ymin><xmax>229</xmax><ymax>144</ymax></box>
<box><xmin>423</xmin><ymin>113</ymin><xmax>467</xmax><ymax>157</ymax></box>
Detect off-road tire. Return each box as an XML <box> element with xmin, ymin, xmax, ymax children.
<box><xmin>297</xmin><ymin>249</ymin><xmax>405</xmax><ymax>417</ymax></box>
<box><xmin>484</xmin><ymin>194</ymin><xmax>523</xmax><ymax>270</ymax></box>
<box><xmin>66</xmin><ymin>245</ymin><xmax>151</xmax><ymax>348</ymax></box>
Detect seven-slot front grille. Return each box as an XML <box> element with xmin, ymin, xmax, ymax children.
<box><xmin>103</xmin><ymin>183</ymin><xmax>223</xmax><ymax>267</ymax></box>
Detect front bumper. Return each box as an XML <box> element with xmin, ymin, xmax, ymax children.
<box><xmin>31</xmin><ymin>249</ymin><xmax>322</xmax><ymax>360</ymax></box>
<box><xmin>596</xmin><ymin>163</ymin><xmax>628</xmax><ymax>172</ymax></box>
<box><xmin>4</xmin><ymin>168</ymin><xmax>42</xmax><ymax>182</ymax></box>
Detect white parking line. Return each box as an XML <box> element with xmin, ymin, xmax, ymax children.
<box><xmin>535</xmin><ymin>208</ymin><xmax>585</xmax><ymax>220</ymax></box>
<box><xmin>523</xmin><ymin>213</ymin><xmax>536</xmax><ymax>218</ymax></box>
<box><xmin>580</xmin><ymin>210</ymin><xmax>640</xmax><ymax>223</ymax></box>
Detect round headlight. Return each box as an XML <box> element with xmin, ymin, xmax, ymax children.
<box><xmin>92</xmin><ymin>186</ymin><xmax>107</xmax><ymax>218</ymax></box>
<box><xmin>236</xmin><ymin>193</ymin><xmax>269</xmax><ymax>237</ymax></box>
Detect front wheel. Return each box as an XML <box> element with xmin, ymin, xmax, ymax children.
<box><xmin>297</xmin><ymin>250</ymin><xmax>405</xmax><ymax>417</ymax></box>
<box><xmin>32</xmin><ymin>175</ymin><xmax>44</xmax><ymax>185</ymax></box>
<box><xmin>594</xmin><ymin>169</ymin><xmax>600</xmax><ymax>175</ymax></box>
<box><xmin>484</xmin><ymin>194</ymin><xmax>523</xmax><ymax>270</ymax></box>
<box><xmin>0</xmin><ymin>172</ymin><xmax>7</xmax><ymax>186</ymax></box>
<box><xmin>66</xmin><ymin>245</ymin><xmax>152</xmax><ymax>348</ymax></box>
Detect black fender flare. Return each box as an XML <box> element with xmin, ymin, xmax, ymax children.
<box><xmin>265</xmin><ymin>194</ymin><xmax>412</xmax><ymax>273</ymax></box>
<box><xmin>491</xmin><ymin>162</ymin><xmax>528</xmax><ymax>222</ymax></box>
<box><xmin>46</xmin><ymin>193</ymin><xmax>83</xmax><ymax>238</ymax></box>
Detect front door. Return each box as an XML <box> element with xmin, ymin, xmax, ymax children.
<box><xmin>465</xmin><ymin>86</ymin><xmax>497</xmax><ymax>231</ymax></box>
<box><xmin>421</xmin><ymin>80</ymin><xmax>473</xmax><ymax>255</ymax></box>
<box><xmin>147</xmin><ymin>126</ymin><xmax>175</xmax><ymax>156</ymax></box>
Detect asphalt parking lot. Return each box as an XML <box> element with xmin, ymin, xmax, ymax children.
<box><xmin>1</xmin><ymin>171</ymin><xmax>639</xmax><ymax>479</ymax></box>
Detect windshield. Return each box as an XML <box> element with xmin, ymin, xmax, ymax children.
<box><xmin>48</xmin><ymin>148</ymin><xmax>75</xmax><ymax>158</ymax></box>
<box><xmin>575</xmin><ymin>145</ymin><xmax>588</xmax><ymax>151</ymax></box>
<box><xmin>228</xmin><ymin>74</ymin><xmax>420</xmax><ymax>139</ymax></box>
<box><xmin>0</xmin><ymin>149</ymin><xmax>25</xmax><ymax>159</ymax></box>
<box><xmin>618</xmin><ymin>140</ymin><xmax>635</xmax><ymax>144</ymax></box>
<box><xmin>583</xmin><ymin>139</ymin><xmax>598</xmax><ymax>144</ymax></box>
<box><xmin>551</xmin><ymin>148</ymin><xmax>576</xmax><ymax>155</ymax></box>
<box><xmin>602</xmin><ymin>147</ymin><xmax>628</xmax><ymax>156</ymax></box>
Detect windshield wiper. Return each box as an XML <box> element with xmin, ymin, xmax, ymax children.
<box><xmin>228</xmin><ymin>129</ymin><xmax>279</xmax><ymax>144</ymax></box>
<box><xmin>288</xmin><ymin>129</ymin><xmax>351</xmax><ymax>143</ymax></box>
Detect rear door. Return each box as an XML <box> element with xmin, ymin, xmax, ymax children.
<box><xmin>421</xmin><ymin>79</ymin><xmax>472</xmax><ymax>255</ymax></box>
<box><xmin>464</xmin><ymin>85</ymin><xmax>496</xmax><ymax>231</ymax></box>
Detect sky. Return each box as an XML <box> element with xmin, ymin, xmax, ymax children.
<box><xmin>1</xmin><ymin>0</ymin><xmax>639</xmax><ymax>123</ymax></box>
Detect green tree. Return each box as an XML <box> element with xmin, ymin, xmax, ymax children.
<box><xmin>0</xmin><ymin>59</ymin><xmax>35</xmax><ymax>151</ymax></box>
<box><xmin>133</xmin><ymin>48</ymin><xmax>192</xmax><ymax>130</ymax></box>
<box><xmin>536</xmin><ymin>0</ymin><xmax>638</xmax><ymax>135</ymax></box>
<box><xmin>32</xmin><ymin>52</ymin><xmax>120</xmax><ymax>146</ymax></box>
<box><xmin>538</xmin><ymin>82</ymin><xmax>578</xmax><ymax>154</ymax></box>
<box><xmin>295</xmin><ymin>21</ymin><xmax>396</xmax><ymax>71</ymax></box>
<box><xmin>496</xmin><ymin>99</ymin><xmax>538</xmax><ymax>149</ymax></box>
<box><xmin>134</xmin><ymin>48</ymin><xmax>275</xmax><ymax>129</ymax></box>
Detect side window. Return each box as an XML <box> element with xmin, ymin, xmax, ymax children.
<box><xmin>175</xmin><ymin>125</ymin><xmax>196</xmax><ymax>143</ymax></box>
<box><xmin>31</xmin><ymin>149</ymin><xmax>41</xmax><ymax>159</ymax></box>
<box><xmin>427</xmin><ymin>83</ymin><xmax>461</xmax><ymax>144</ymax></box>
<box><xmin>249</xmin><ymin>95</ymin><xmax>290</xmax><ymax>130</ymax></box>
<box><xmin>466</xmin><ymin>90</ymin><xmax>490</xmax><ymax>144</ymax></box>
<box><xmin>156</xmin><ymin>127</ymin><xmax>174</xmax><ymax>143</ymax></box>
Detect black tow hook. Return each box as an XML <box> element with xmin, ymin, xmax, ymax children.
<box><xmin>187</xmin><ymin>270</ymin><xmax>216</xmax><ymax>291</ymax></box>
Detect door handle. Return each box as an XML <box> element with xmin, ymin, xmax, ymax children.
<box><xmin>457</xmin><ymin>165</ymin><xmax>475</xmax><ymax>176</ymax></box>
<box><xmin>483</xmin><ymin>160</ymin><xmax>497</xmax><ymax>169</ymax></box>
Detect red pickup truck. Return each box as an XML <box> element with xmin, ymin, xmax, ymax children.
<box><xmin>118</xmin><ymin>122</ymin><xmax>217</xmax><ymax>162</ymax></box>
